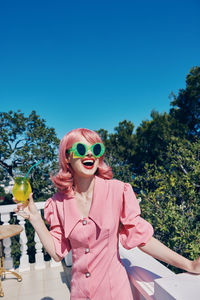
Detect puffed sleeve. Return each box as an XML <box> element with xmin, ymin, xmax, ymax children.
<box><xmin>44</xmin><ymin>198</ymin><xmax>71</xmax><ymax>259</ymax></box>
<box><xmin>120</xmin><ymin>183</ymin><xmax>153</xmax><ymax>249</ymax></box>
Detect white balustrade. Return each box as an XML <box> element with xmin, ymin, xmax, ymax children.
<box><xmin>1</xmin><ymin>203</ymin><xmax>200</xmax><ymax>299</ymax></box>
<box><xmin>34</xmin><ymin>203</ymin><xmax>46</xmax><ymax>270</ymax></box>
<box><xmin>0</xmin><ymin>202</ymin><xmax>60</xmax><ymax>271</ymax></box>
<box><xmin>1</xmin><ymin>211</ymin><xmax>13</xmax><ymax>269</ymax></box>
<box><xmin>18</xmin><ymin>215</ymin><xmax>30</xmax><ymax>271</ymax></box>
<box><xmin>119</xmin><ymin>244</ymin><xmax>200</xmax><ymax>300</ymax></box>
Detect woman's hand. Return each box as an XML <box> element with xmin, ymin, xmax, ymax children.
<box><xmin>189</xmin><ymin>257</ymin><xmax>200</xmax><ymax>274</ymax></box>
<box><xmin>13</xmin><ymin>193</ymin><xmax>40</xmax><ymax>221</ymax></box>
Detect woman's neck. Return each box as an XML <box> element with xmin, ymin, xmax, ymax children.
<box><xmin>73</xmin><ymin>175</ymin><xmax>95</xmax><ymax>195</ymax></box>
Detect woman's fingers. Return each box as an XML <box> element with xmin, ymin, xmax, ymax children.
<box><xmin>28</xmin><ymin>193</ymin><xmax>34</xmax><ymax>203</ymax></box>
<box><xmin>13</xmin><ymin>197</ymin><xmax>30</xmax><ymax>218</ymax></box>
<box><xmin>13</xmin><ymin>203</ymin><xmax>24</xmax><ymax>211</ymax></box>
<box><xmin>13</xmin><ymin>193</ymin><xmax>38</xmax><ymax>220</ymax></box>
<box><xmin>190</xmin><ymin>256</ymin><xmax>200</xmax><ymax>274</ymax></box>
<box><xmin>16</xmin><ymin>209</ymin><xmax>30</xmax><ymax>219</ymax></box>
<box><xmin>28</xmin><ymin>193</ymin><xmax>39</xmax><ymax>214</ymax></box>
<box><xmin>12</xmin><ymin>197</ymin><xmax>19</xmax><ymax>204</ymax></box>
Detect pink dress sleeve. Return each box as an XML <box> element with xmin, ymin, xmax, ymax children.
<box><xmin>44</xmin><ymin>198</ymin><xmax>71</xmax><ymax>259</ymax></box>
<box><xmin>120</xmin><ymin>183</ymin><xmax>154</xmax><ymax>249</ymax></box>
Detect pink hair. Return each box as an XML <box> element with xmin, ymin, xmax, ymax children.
<box><xmin>51</xmin><ymin>128</ymin><xmax>112</xmax><ymax>194</ymax></box>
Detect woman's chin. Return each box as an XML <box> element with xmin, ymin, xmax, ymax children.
<box><xmin>79</xmin><ymin>167</ymin><xmax>98</xmax><ymax>178</ymax></box>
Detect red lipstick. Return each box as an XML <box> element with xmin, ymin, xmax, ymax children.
<box><xmin>81</xmin><ymin>158</ymin><xmax>95</xmax><ymax>169</ymax></box>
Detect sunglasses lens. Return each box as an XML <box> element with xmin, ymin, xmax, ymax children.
<box><xmin>92</xmin><ymin>143</ymin><xmax>105</xmax><ymax>157</ymax></box>
<box><xmin>76</xmin><ymin>143</ymin><xmax>86</xmax><ymax>156</ymax></box>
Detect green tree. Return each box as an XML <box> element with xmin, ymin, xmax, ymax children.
<box><xmin>170</xmin><ymin>66</ymin><xmax>200</xmax><ymax>139</ymax></box>
<box><xmin>132</xmin><ymin>67</ymin><xmax>200</xmax><ymax>175</ymax></box>
<box><xmin>134</xmin><ymin>138</ymin><xmax>200</xmax><ymax>272</ymax></box>
<box><xmin>98</xmin><ymin>120</ymin><xmax>135</xmax><ymax>184</ymax></box>
<box><xmin>0</xmin><ymin>110</ymin><xmax>60</xmax><ymax>200</ymax></box>
<box><xmin>133</xmin><ymin>111</ymin><xmax>187</xmax><ymax>175</ymax></box>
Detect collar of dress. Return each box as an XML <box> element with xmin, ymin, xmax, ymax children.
<box><xmin>62</xmin><ymin>175</ymin><xmax>107</xmax><ymax>238</ymax></box>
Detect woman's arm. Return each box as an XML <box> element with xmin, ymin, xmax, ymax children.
<box><xmin>30</xmin><ymin>214</ymin><xmax>61</xmax><ymax>262</ymax></box>
<box><xmin>139</xmin><ymin>236</ymin><xmax>200</xmax><ymax>274</ymax></box>
<box><xmin>14</xmin><ymin>194</ymin><xmax>61</xmax><ymax>262</ymax></box>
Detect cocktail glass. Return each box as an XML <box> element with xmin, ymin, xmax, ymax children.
<box><xmin>12</xmin><ymin>176</ymin><xmax>32</xmax><ymax>215</ymax></box>
<box><xmin>12</xmin><ymin>160</ymin><xmax>42</xmax><ymax>215</ymax></box>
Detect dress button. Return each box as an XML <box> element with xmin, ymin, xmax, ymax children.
<box><xmin>82</xmin><ymin>219</ymin><xmax>87</xmax><ymax>225</ymax></box>
<box><xmin>85</xmin><ymin>272</ymin><xmax>91</xmax><ymax>278</ymax></box>
<box><xmin>85</xmin><ymin>248</ymin><xmax>90</xmax><ymax>254</ymax></box>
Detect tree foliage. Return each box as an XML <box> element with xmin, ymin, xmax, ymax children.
<box><xmin>97</xmin><ymin>120</ymin><xmax>135</xmax><ymax>184</ymax></box>
<box><xmin>0</xmin><ymin>110</ymin><xmax>60</xmax><ymax>201</ymax></box>
<box><xmin>170</xmin><ymin>66</ymin><xmax>200</xmax><ymax>139</ymax></box>
<box><xmin>132</xmin><ymin>111</ymin><xmax>187</xmax><ymax>174</ymax></box>
<box><xmin>133</xmin><ymin>138</ymin><xmax>200</xmax><ymax>271</ymax></box>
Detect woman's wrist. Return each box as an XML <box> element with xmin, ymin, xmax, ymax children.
<box><xmin>29</xmin><ymin>211</ymin><xmax>43</xmax><ymax>226</ymax></box>
<box><xmin>188</xmin><ymin>259</ymin><xmax>200</xmax><ymax>274</ymax></box>
<box><xmin>183</xmin><ymin>259</ymin><xmax>193</xmax><ymax>273</ymax></box>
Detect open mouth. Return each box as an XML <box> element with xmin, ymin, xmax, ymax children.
<box><xmin>82</xmin><ymin>158</ymin><xmax>95</xmax><ymax>169</ymax></box>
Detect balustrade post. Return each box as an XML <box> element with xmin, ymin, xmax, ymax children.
<box><xmin>1</xmin><ymin>213</ymin><xmax>13</xmax><ymax>270</ymax></box>
<box><xmin>17</xmin><ymin>216</ymin><xmax>30</xmax><ymax>272</ymax></box>
<box><xmin>34</xmin><ymin>209</ymin><xmax>45</xmax><ymax>270</ymax></box>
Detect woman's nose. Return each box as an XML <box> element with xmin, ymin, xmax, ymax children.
<box><xmin>86</xmin><ymin>149</ymin><xmax>93</xmax><ymax>156</ymax></box>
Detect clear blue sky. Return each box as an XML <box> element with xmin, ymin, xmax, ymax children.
<box><xmin>1</xmin><ymin>0</ymin><xmax>200</xmax><ymax>139</ymax></box>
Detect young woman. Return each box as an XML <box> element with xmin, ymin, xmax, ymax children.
<box><xmin>14</xmin><ymin>128</ymin><xmax>200</xmax><ymax>300</ymax></box>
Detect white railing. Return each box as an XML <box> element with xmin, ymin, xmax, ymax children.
<box><xmin>0</xmin><ymin>202</ymin><xmax>61</xmax><ymax>271</ymax></box>
<box><xmin>1</xmin><ymin>202</ymin><xmax>200</xmax><ymax>299</ymax></box>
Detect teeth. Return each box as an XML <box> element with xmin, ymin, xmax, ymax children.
<box><xmin>82</xmin><ymin>159</ymin><xmax>94</xmax><ymax>166</ymax></box>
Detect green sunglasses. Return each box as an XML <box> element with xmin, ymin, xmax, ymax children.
<box><xmin>67</xmin><ymin>142</ymin><xmax>105</xmax><ymax>158</ymax></box>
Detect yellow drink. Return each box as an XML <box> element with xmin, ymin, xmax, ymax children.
<box><xmin>12</xmin><ymin>177</ymin><xmax>32</xmax><ymax>204</ymax></box>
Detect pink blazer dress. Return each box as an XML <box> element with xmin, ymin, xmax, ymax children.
<box><xmin>44</xmin><ymin>176</ymin><xmax>153</xmax><ymax>300</ymax></box>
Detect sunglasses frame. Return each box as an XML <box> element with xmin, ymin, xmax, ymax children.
<box><xmin>67</xmin><ymin>142</ymin><xmax>105</xmax><ymax>158</ymax></box>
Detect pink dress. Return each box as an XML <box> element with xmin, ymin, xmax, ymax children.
<box><xmin>44</xmin><ymin>176</ymin><xmax>153</xmax><ymax>300</ymax></box>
